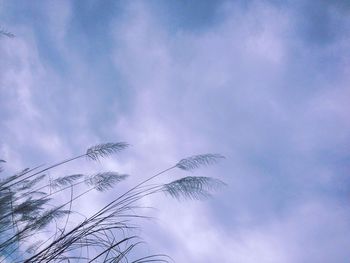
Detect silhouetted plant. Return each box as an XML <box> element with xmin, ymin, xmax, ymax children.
<box><xmin>0</xmin><ymin>27</ymin><xmax>15</xmax><ymax>38</ymax></box>
<box><xmin>0</xmin><ymin>142</ymin><xmax>225</xmax><ymax>262</ymax></box>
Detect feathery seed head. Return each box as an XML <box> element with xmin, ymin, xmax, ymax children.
<box><xmin>86</xmin><ymin>142</ymin><xmax>129</xmax><ymax>161</ymax></box>
<box><xmin>176</xmin><ymin>154</ymin><xmax>225</xmax><ymax>171</ymax></box>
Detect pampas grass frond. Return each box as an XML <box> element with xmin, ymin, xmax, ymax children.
<box><xmin>16</xmin><ymin>174</ymin><xmax>46</xmax><ymax>191</ymax></box>
<box><xmin>176</xmin><ymin>154</ymin><xmax>225</xmax><ymax>171</ymax></box>
<box><xmin>0</xmin><ymin>160</ymin><xmax>5</xmax><ymax>173</ymax></box>
<box><xmin>0</xmin><ymin>28</ymin><xmax>15</xmax><ymax>38</ymax></box>
<box><xmin>86</xmin><ymin>142</ymin><xmax>129</xmax><ymax>161</ymax></box>
<box><xmin>50</xmin><ymin>174</ymin><xmax>84</xmax><ymax>189</ymax></box>
<box><xmin>85</xmin><ymin>172</ymin><xmax>129</xmax><ymax>192</ymax></box>
<box><xmin>31</xmin><ymin>208</ymin><xmax>71</xmax><ymax>231</ymax></box>
<box><xmin>164</xmin><ymin>176</ymin><xmax>225</xmax><ymax>200</ymax></box>
<box><xmin>13</xmin><ymin>197</ymin><xmax>51</xmax><ymax>216</ymax></box>
<box><xmin>0</xmin><ymin>142</ymin><xmax>225</xmax><ymax>262</ymax></box>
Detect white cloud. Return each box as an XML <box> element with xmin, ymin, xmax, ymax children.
<box><xmin>151</xmin><ymin>199</ymin><xmax>350</xmax><ymax>263</ymax></box>
<box><xmin>108</xmin><ymin>1</ymin><xmax>350</xmax><ymax>261</ymax></box>
<box><xmin>1</xmin><ymin>0</ymin><xmax>350</xmax><ymax>262</ymax></box>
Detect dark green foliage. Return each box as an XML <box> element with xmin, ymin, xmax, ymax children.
<box><xmin>0</xmin><ymin>142</ymin><xmax>224</xmax><ymax>262</ymax></box>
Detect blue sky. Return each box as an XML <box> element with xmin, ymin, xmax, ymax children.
<box><xmin>1</xmin><ymin>0</ymin><xmax>350</xmax><ymax>262</ymax></box>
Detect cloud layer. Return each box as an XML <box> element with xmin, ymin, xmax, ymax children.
<box><xmin>1</xmin><ymin>1</ymin><xmax>350</xmax><ymax>262</ymax></box>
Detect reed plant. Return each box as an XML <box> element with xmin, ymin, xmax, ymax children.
<box><xmin>0</xmin><ymin>142</ymin><xmax>225</xmax><ymax>262</ymax></box>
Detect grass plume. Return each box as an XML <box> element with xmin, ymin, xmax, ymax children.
<box><xmin>0</xmin><ymin>142</ymin><xmax>225</xmax><ymax>262</ymax></box>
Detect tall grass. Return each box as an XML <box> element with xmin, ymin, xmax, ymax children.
<box><xmin>0</xmin><ymin>143</ymin><xmax>225</xmax><ymax>262</ymax></box>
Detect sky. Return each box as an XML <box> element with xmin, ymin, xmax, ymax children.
<box><xmin>1</xmin><ymin>0</ymin><xmax>350</xmax><ymax>262</ymax></box>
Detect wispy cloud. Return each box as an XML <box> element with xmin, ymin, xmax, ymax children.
<box><xmin>1</xmin><ymin>0</ymin><xmax>350</xmax><ymax>262</ymax></box>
